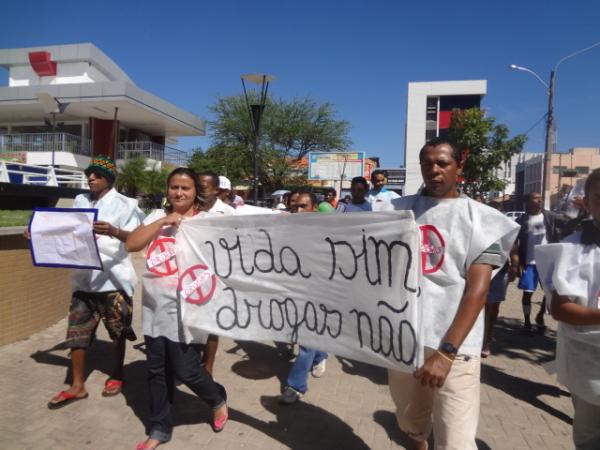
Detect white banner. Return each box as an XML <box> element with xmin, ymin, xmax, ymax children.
<box><xmin>176</xmin><ymin>211</ymin><xmax>422</xmax><ymax>371</ymax></box>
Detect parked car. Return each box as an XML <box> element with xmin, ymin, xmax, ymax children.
<box><xmin>505</xmin><ymin>211</ymin><xmax>525</xmax><ymax>221</ymax></box>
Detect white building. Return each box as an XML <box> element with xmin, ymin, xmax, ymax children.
<box><xmin>0</xmin><ymin>43</ymin><xmax>205</xmax><ymax>170</ymax></box>
<box><xmin>489</xmin><ymin>151</ymin><xmax>542</xmax><ymax>199</ymax></box>
<box><xmin>404</xmin><ymin>80</ymin><xmax>487</xmax><ymax>195</ymax></box>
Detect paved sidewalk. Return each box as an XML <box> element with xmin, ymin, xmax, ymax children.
<box><xmin>0</xmin><ymin>255</ymin><xmax>574</xmax><ymax>450</ymax></box>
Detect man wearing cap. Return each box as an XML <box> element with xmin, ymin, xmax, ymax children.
<box><xmin>47</xmin><ymin>155</ymin><xmax>145</xmax><ymax>409</ymax></box>
<box><xmin>218</xmin><ymin>175</ymin><xmax>244</xmax><ymax>208</ymax></box>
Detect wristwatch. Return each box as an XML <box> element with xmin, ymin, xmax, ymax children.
<box><xmin>439</xmin><ymin>342</ymin><xmax>458</xmax><ymax>356</ymax></box>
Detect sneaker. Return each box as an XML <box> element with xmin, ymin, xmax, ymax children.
<box><xmin>279</xmin><ymin>386</ymin><xmax>302</xmax><ymax>404</ymax></box>
<box><xmin>311</xmin><ymin>359</ymin><xmax>326</xmax><ymax>378</ymax></box>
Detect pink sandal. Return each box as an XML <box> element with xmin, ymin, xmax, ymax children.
<box><xmin>212</xmin><ymin>406</ymin><xmax>228</xmax><ymax>432</ymax></box>
<box><xmin>102</xmin><ymin>379</ymin><xmax>123</xmax><ymax>397</ymax></box>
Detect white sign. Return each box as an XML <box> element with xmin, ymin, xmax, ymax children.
<box><xmin>176</xmin><ymin>211</ymin><xmax>422</xmax><ymax>371</ymax></box>
<box><xmin>308</xmin><ymin>152</ymin><xmax>365</xmax><ymax>181</ymax></box>
<box><xmin>29</xmin><ymin>208</ymin><xmax>102</xmax><ymax>270</ymax></box>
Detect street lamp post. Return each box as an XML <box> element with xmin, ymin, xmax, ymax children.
<box><xmin>241</xmin><ymin>73</ymin><xmax>275</xmax><ymax>205</ymax></box>
<box><xmin>509</xmin><ymin>40</ymin><xmax>600</xmax><ymax>209</ymax></box>
<box><xmin>36</xmin><ymin>92</ymin><xmax>68</xmax><ymax>167</ymax></box>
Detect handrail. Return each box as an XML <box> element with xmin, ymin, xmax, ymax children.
<box><xmin>0</xmin><ymin>161</ymin><xmax>88</xmax><ymax>189</ymax></box>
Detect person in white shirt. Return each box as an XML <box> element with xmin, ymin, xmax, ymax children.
<box><xmin>47</xmin><ymin>155</ymin><xmax>144</xmax><ymax>409</ymax></box>
<box><xmin>336</xmin><ymin>176</ymin><xmax>372</xmax><ymax>212</ymax></box>
<box><xmin>367</xmin><ymin>169</ymin><xmax>400</xmax><ymax>211</ymax></box>
<box><xmin>196</xmin><ymin>172</ymin><xmax>236</xmax><ymax>373</ymax></box>
<box><xmin>217</xmin><ymin>175</ymin><xmax>244</xmax><ymax>208</ymax></box>
<box><xmin>536</xmin><ymin>169</ymin><xmax>600</xmax><ymax>450</ymax></box>
<box><xmin>127</xmin><ymin>168</ymin><xmax>230</xmax><ymax>449</ymax></box>
<box><xmin>388</xmin><ymin>138</ymin><xmax>519</xmax><ymax>450</ymax></box>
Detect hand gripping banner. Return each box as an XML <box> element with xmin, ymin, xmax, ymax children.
<box><xmin>176</xmin><ymin>211</ymin><xmax>422</xmax><ymax>372</ymax></box>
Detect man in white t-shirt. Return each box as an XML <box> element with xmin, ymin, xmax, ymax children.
<box><xmin>197</xmin><ymin>172</ymin><xmax>236</xmax><ymax>373</ymax></box>
<box><xmin>367</xmin><ymin>169</ymin><xmax>400</xmax><ymax>211</ymax></box>
<box><xmin>389</xmin><ymin>138</ymin><xmax>518</xmax><ymax>450</ymax></box>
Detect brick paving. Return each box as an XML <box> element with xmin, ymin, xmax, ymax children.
<box><xmin>0</xmin><ymin>255</ymin><xmax>574</xmax><ymax>449</ymax></box>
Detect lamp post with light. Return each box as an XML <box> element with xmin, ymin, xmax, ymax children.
<box><xmin>509</xmin><ymin>40</ymin><xmax>600</xmax><ymax>209</ymax></box>
<box><xmin>241</xmin><ymin>73</ymin><xmax>275</xmax><ymax>205</ymax></box>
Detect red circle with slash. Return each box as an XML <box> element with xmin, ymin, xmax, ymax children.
<box><xmin>146</xmin><ymin>237</ymin><xmax>177</xmax><ymax>276</ymax></box>
<box><xmin>178</xmin><ymin>264</ymin><xmax>217</xmax><ymax>305</ymax></box>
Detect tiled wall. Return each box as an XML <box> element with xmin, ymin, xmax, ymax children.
<box><xmin>0</xmin><ymin>232</ymin><xmax>71</xmax><ymax>346</ymax></box>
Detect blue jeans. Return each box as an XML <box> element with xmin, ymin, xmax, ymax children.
<box><xmin>286</xmin><ymin>346</ymin><xmax>327</xmax><ymax>394</ymax></box>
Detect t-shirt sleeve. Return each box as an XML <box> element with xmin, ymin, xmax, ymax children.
<box><xmin>122</xmin><ymin>202</ymin><xmax>145</xmax><ymax>231</ymax></box>
<box><xmin>143</xmin><ymin>209</ymin><xmax>165</xmax><ymax>226</ymax></box>
<box><xmin>473</xmin><ymin>241</ymin><xmax>505</xmax><ymax>268</ymax></box>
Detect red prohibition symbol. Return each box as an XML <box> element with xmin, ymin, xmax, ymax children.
<box><xmin>419</xmin><ymin>224</ymin><xmax>445</xmax><ymax>274</ymax></box>
<box><xmin>146</xmin><ymin>237</ymin><xmax>177</xmax><ymax>276</ymax></box>
<box><xmin>178</xmin><ymin>264</ymin><xmax>217</xmax><ymax>305</ymax></box>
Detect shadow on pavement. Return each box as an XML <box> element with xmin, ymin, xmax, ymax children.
<box><xmin>229</xmin><ymin>395</ymin><xmax>371</xmax><ymax>450</ymax></box>
<box><xmin>226</xmin><ymin>340</ymin><xmax>293</xmax><ymax>386</ymax></box>
<box><xmin>124</xmin><ymin>387</ymin><xmax>373</xmax><ymax>449</ymax></box>
<box><xmin>374</xmin><ymin>410</ymin><xmax>492</xmax><ymax>450</ymax></box>
<box><xmin>490</xmin><ymin>316</ymin><xmax>556</xmax><ymax>364</ymax></box>
<box><xmin>30</xmin><ymin>339</ymin><xmax>127</xmax><ymax>386</ymax></box>
<box><xmin>481</xmin><ymin>364</ymin><xmax>572</xmax><ymax>425</ymax></box>
<box><xmin>337</xmin><ymin>356</ymin><xmax>387</xmax><ymax>385</ymax></box>
<box><xmin>373</xmin><ymin>410</ymin><xmax>423</xmax><ymax>448</ymax></box>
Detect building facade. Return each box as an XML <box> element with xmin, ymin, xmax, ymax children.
<box><xmin>489</xmin><ymin>151</ymin><xmax>542</xmax><ymax>200</ymax></box>
<box><xmin>404</xmin><ymin>80</ymin><xmax>486</xmax><ymax>195</ymax></box>
<box><xmin>515</xmin><ymin>147</ymin><xmax>600</xmax><ymax>209</ymax></box>
<box><xmin>0</xmin><ymin>43</ymin><xmax>205</xmax><ymax>170</ymax></box>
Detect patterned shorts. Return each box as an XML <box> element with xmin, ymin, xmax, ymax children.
<box><xmin>66</xmin><ymin>290</ymin><xmax>137</xmax><ymax>348</ymax></box>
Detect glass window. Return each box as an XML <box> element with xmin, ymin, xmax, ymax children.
<box><xmin>576</xmin><ymin>166</ymin><xmax>589</xmax><ymax>175</ymax></box>
<box><xmin>426</xmin><ymin>97</ymin><xmax>438</xmax><ymax>121</ymax></box>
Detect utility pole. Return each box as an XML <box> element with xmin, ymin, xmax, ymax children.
<box><xmin>542</xmin><ymin>71</ymin><xmax>555</xmax><ymax>210</ymax></box>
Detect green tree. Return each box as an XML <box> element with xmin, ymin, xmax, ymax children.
<box><xmin>115</xmin><ymin>156</ymin><xmax>146</xmax><ymax>197</ymax></box>
<box><xmin>116</xmin><ymin>157</ymin><xmax>169</xmax><ymax>198</ymax></box>
<box><xmin>188</xmin><ymin>144</ymin><xmax>248</xmax><ymax>186</ymax></box>
<box><xmin>205</xmin><ymin>94</ymin><xmax>352</xmax><ymax>191</ymax></box>
<box><xmin>448</xmin><ymin>108</ymin><xmax>527</xmax><ymax>197</ymax></box>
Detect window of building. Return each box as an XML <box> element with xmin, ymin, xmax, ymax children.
<box><xmin>575</xmin><ymin>166</ymin><xmax>589</xmax><ymax>175</ymax></box>
<box><xmin>552</xmin><ymin>165</ymin><xmax>567</xmax><ymax>174</ymax></box>
<box><xmin>425</xmin><ymin>128</ymin><xmax>437</xmax><ymax>141</ymax></box>
<box><xmin>426</xmin><ymin>97</ymin><xmax>438</xmax><ymax>122</ymax></box>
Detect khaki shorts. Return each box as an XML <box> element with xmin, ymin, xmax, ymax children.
<box><xmin>66</xmin><ymin>290</ymin><xmax>136</xmax><ymax>348</ymax></box>
<box><xmin>388</xmin><ymin>347</ymin><xmax>481</xmax><ymax>450</ymax></box>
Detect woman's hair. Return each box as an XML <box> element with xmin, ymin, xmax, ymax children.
<box><xmin>165</xmin><ymin>167</ymin><xmax>202</xmax><ymax>213</ymax></box>
<box><xmin>584</xmin><ymin>168</ymin><xmax>600</xmax><ymax>196</ymax></box>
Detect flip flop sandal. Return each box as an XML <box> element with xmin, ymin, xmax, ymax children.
<box><xmin>47</xmin><ymin>391</ymin><xmax>89</xmax><ymax>410</ymax></box>
<box><xmin>102</xmin><ymin>379</ymin><xmax>123</xmax><ymax>397</ymax></box>
<box><xmin>212</xmin><ymin>405</ymin><xmax>229</xmax><ymax>433</ymax></box>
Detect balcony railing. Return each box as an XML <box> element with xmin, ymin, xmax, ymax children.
<box><xmin>0</xmin><ymin>133</ymin><xmax>91</xmax><ymax>156</ymax></box>
<box><xmin>118</xmin><ymin>141</ymin><xmax>189</xmax><ymax>166</ymax></box>
<box><xmin>0</xmin><ymin>161</ymin><xmax>88</xmax><ymax>189</ymax></box>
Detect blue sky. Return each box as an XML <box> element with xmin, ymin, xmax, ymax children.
<box><xmin>1</xmin><ymin>0</ymin><xmax>599</xmax><ymax>167</ymax></box>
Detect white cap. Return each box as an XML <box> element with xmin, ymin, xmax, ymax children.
<box><xmin>218</xmin><ymin>176</ymin><xmax>231</xmax><ymax>191</ymax></box>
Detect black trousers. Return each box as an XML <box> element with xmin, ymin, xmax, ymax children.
<box><xmin>144</xmin><ymin>335</ymin><xmax>226</xmax><ymax>442</ymax></box>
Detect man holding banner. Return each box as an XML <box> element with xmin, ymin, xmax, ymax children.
<box><xmin>47</xmin><ymin>155</ymin><xmax>144</xmax><ymax>409</ymax></box>
<box><xmin>390</xmin><ymin>138</ymin><xmax>519</xmax><ymax>450</ymax></box>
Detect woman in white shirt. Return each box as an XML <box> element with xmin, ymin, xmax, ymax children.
<box><xmin>127</xmin><ymin>168</ymin><xmax>228</xmax><ymax>450</ymax></box>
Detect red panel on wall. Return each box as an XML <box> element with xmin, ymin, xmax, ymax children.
<box><xmin>90</xmin><ymin>118</ymin><xmax>119</xmax><ymax>159</ymax></box>
<box><xmin>438</xmin><ymin>110</ymin><xmax>452</xmax><ymax>129</ymax></box>
<box><xmin>28</xmin><ymin>51</ymin><xmax>57</xmax><ymax>76</ymax></box>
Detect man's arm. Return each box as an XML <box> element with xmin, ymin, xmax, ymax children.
<box><xmin>93</xmin><ymin>221</ymin><xmax>130</xmax><ymax>243</ymax></box>
<box><xmin>414</xmin><ymin>263</ymin><xmax>492</xmax><ymax>388</ymax></box>
<box><xmin>551</xmin><ymin>293</ymin><xmax>600</xmax><ymax>326</ymax></box>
